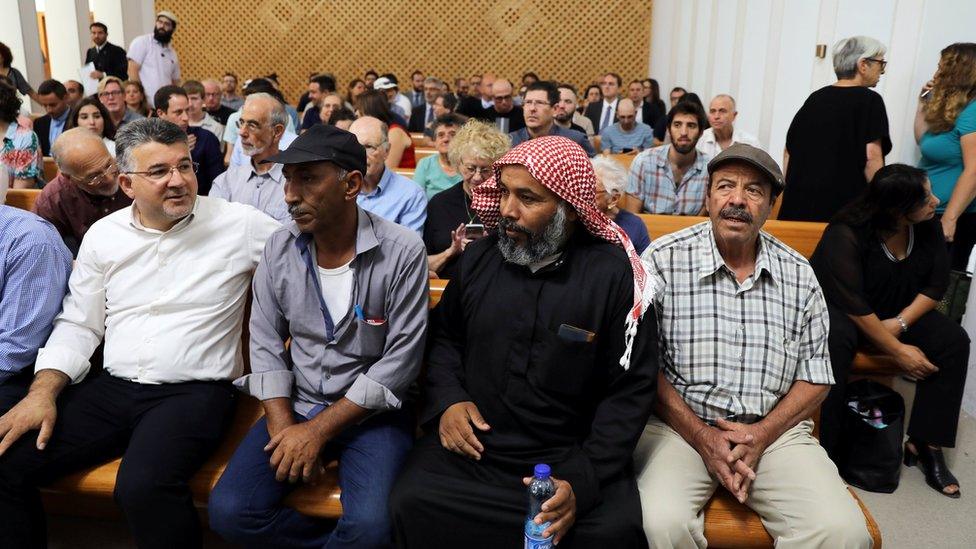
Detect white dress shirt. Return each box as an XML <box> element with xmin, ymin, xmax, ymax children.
<box><xmin>600</xmin><ymin>98</ymin><xmax>619</xmax><ymax>131</ymax></box>
<box><xmin>35</xmin><ymin>197</ymin><xmax>280</xmax><ymax>384</ymax></box>
<box><xmin>696</xmin><ymin>127</ymin><xmax>764</xmax><ymax>158</ymax></box>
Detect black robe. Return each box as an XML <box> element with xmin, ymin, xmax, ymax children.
<box><xmin>390</xmin><ymin>231</ymin><xmax>658</xmax><ymax>548</ymax></box>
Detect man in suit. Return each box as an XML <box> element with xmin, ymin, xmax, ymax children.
<box><xmin>408</xmin><ymin>77</ymin><xmax>444</xmax><ymax>133</ymax></box>
<box><xmin>627</xmin><ymin>79</ymin><xmax>662</xmax><ymax>128</ymax></box>
<box><xmin>410</xmin><ymin>70</ymin><xmax>426</xmax><ymax>109</ymax></box>
<box><xmin>457</xmin><ymin>73</ymin><xmax>493</xmax><ymax>119</ymax></box>
<box><xmin>84</xmin><ymin>22</ymin><xmax>128</xmax><ymax>81</ymax></box>
<box><xmin>35</xmin><ymin>80</ymin><xmax>71</xmax><ymax>157</ymax></box>
<box><xmin>585</xmin><ymin>73</ymin><xmax>622</xmax><ymax>135</ymax></box>
<box><xmin>484</xmin><ymin>79</ymin><xmax>524</xmax><ymax>134</ymax></box>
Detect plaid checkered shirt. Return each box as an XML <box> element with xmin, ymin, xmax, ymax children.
<box><xmin>626</xmin><ymin>144</ymin><xmax>711</xmax><ymax>215</ymax></box>
<box><xmin>641</xmin><ymin>221</ymin><xmax>834</xmax><ymax>422</ymax></box>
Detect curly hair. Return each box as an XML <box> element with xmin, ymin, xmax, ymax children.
<box><xmin>923</xmin><ymin>42</ymin><xmax>976</xmax><ymax>133</ymax></box>
<box><xmin>0</xmin><ymin>78</ymin><xmax>22</xmax><ymax>123</ymax></box>
<box><xmin>447</xmin><ymin>119</ymin><xmax>511</xmax><ymax>168</ymax></box>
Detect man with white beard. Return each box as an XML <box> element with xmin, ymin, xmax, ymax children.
<box><xmin>210</xmin><ymin>93</ymin><xmax>290</xmax><ymax>221</ymax></box>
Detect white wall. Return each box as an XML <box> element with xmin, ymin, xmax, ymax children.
<box><xmin>648</xmin><ymin>0</ymin><xmax>976</xmax><ymax>166</ymax></box>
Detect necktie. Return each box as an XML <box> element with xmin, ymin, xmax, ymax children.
<box><xmin>426</xmin><ymin>105</ymin><xmax>434</xmax><ymax>124</ymax></box>
<box><xmin>601</xmin><ymin>103</ymin><xmax>612</xmax><ymax>131</ymax></box>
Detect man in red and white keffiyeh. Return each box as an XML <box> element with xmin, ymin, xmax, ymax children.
<box><xmin>473</xmin><ymin>134</ymin><xmax>657</xmax><ymax>370</ymax></box>
<box><xmin>391</xmin><ymin>135</ymin><xmax>659</xmax><ymax>548</ymax></box>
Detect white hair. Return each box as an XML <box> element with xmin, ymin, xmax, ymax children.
<box><xmin>591</xmin><ymin>156</ymin><xmax>629</xmax><ymax>196</ymax></box>
<box><xmin>832</xmin><ymin>36</ymin><xmax>887</xmax><ymax>79</ymax></box>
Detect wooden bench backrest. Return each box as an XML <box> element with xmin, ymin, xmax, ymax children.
<box><xmin>414</xmin><ymin>147</ymin><xmax>437</xmax><ymax>162</ymax></box>
<box><xmin>4</xmin><ymin>188</ymin><xmax>41</xmax><ymax>211</ymax></box>
<box><xmin>638</xmin><ymin>215</ymin><xmax>827</xmax><ymax>259</ymax></box>
<box><xmin>43</xmin><ymin>156</ymin><xmax>58</xmax><ymax>183</ymax></box>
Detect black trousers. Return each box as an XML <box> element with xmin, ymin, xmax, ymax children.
<box><xmin>820</xmin><ymin>306</ymin><xmax>970</xmax><ymax>460</ymax></box>
<box><xmin>0</xmin><ymin>373</ymin><xmax>236</xmax><ymax>549</ymax></box>
<box><xmin>938</xmin><ymin>212</ymin><xmax>976</xmax><ymax>271</ymax></box>
<box><xmin>389</xmin><ymin>433</ymin><xmax>648</xmax><ymax>549</ymax></box>
<box><xmin>0</xmin><ymin>369</ymin><xmax>33</xmax><ymax>415</ymax></box>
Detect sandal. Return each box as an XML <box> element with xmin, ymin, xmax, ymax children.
<box><xmin>904</xmin><ymin>439</ymin><xmax>961</xmax><ymax>498</ymax></box>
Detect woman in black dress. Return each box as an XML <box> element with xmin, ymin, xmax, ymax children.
<box><xmin>424</xmin><ymin>119</ymin><xmax>511</xmax><ymax>279</ymax></box>
<box><xmin>779</xmin><ymin>36</ymin><xmax>892</xmax><ymax>221</ymax></box>
<box><xmin>811</xmin><ymin>164</ymin><xmax>968</xmax><ymax>498</ymax></box>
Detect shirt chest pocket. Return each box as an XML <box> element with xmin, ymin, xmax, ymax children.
<box><xmin>350</xmin><ymin>320</ymin><xmax>387</xmax><ymax>361</ymax></box>
<box><xmin>760</xmin><ymin>328</ymin><xmax>800</xmax><ymax>396</ymax></box>
<box><xmin>532</xmin><ymin>328</ymin><xmax>597</xmax><ymax>397</ymax></box>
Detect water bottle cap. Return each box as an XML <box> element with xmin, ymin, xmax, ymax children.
<box><xmin>534</xmin><ymin>464</ymin><xmax>551</xmax><ymax>478</ymax></box>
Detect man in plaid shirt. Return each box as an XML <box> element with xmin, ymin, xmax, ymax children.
<box><xmin>633</xmin><ymin>144</ymin><xmax>872</xmax><ymax>549</ymax></box>
<box><xmin>623</xmin><ymin>101</ymin><xmax>711</xmax><ymax>215</ymax></box>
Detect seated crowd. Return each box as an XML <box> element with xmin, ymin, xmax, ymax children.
<box><xmin>0</xmin><ymin>13</ymin><xmax>974</xmax><ymax>548</ymax></box>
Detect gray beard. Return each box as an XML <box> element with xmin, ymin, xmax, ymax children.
<box><xmin>497</xmin><ymin>202</ymin><xmax>571</xmax><ymax>266</ymax></box>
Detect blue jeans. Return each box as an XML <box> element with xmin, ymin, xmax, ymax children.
<box><xmin>208</xmin><ymin>407</ymin><xmax>414</xmax><ymax>549</ymax></box>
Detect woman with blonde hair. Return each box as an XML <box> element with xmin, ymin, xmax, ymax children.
<box><xmin>915</xmin><ymin>42</ymin><xmax>976</xmax><ymax>269</ymax></box>
<box><xmin>423</xmin><ymin>119</ymin><xmax>510</xmax><ymax>278</ymax></box>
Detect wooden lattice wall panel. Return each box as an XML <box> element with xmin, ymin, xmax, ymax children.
<box><xmin>156</xmin><ymin>0</ymin><xmax>652</xmax><ymax>104</ymax></box>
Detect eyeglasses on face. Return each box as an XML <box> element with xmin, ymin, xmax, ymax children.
<box><xmin>460</xmin><ymin>164</ymin><xmax>492</xmax><ymax>177</ymax></box>
<box><xmin>122</xmin><ymin>161</ymin><xmax>199</xmax><ymax>183</ymax></box>
<box><xmin>67</xmin><ymin>163</ymin><xmax>119</xmax><ymax>187</ymax></box>
<box><xmin>865</xmin><ymin>57</ymin><xmax>888</xmax><ymax>70</ymax></box>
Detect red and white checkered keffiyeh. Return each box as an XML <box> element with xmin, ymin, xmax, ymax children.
<box><xmin>472</xmin><ymin>135</ymin><xmax>656</xmax><ymax>370</ymax></box>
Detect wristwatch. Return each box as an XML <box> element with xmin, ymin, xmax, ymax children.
<box><xmin>895</xmin><ymin>315</ymin><xmax>908</xmax><ymax>334</ymax></box>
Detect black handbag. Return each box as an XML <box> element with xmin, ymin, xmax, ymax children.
<box><xmin>936</xmin><ymin>270</ymin><xmax>971</xmax><ymax>323</ymax></box>
<box><xmin>836</xmin><ymin>380</ymin><xmax>905</xmax><ymax>493</ymax></box>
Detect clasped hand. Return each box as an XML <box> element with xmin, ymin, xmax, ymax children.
<box><xmin>264</xmin><ymin>422</ymin><xmax>328</xmax><ymax>484</ymax></box>
<box><xmin>695</xmin><ymin>419</ymin><xmax>768</xmax><ymax>503</ymax></box>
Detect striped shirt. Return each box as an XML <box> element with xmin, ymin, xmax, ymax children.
<box><xmin>641</xmin><ymin>221</ymin><xmax>833</xmax><ymax>421</ymax></box>
<box><xmin>0</xmin><ymin>206</ymin><xmax>72</xmax><ymax>382</ymax></box>
<box><xmin>626</xmin><ymin>144</ymin><xmax>710</xmax><ymax>215</ymax></box>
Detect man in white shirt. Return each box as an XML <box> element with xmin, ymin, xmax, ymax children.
<box><xmin>585</xmin><ymin>73</ymin><xmax>622</xmax><ymax>134</ymax></box>
<box><xmin>184</xmin><ymin>80</ymin><xmax>225</xmax><ymax>143</ymax></box>
<box><xmin>0</xmin><ymin>118</ymin><xmax>280</xmax><ymax>548</ymax></box>
<box><xmin>127</xmin><ymin>11</ymin><xmax>181</xmax><ymax>107</ymax></box>
<box><xmin>696</xmin><ymin>94</ymin><xmax>763</xmax><ymax>158</ymax></box>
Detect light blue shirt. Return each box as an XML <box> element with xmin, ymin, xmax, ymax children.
<box><xmin>210</xmin><ymin>161</ymin><xmax>289</xmax><ymax>222</ymax></box>
<box><xmin>49</xmin><ymin>109</ymin><xmax>70</xmax><ymax>149</ymax></box>
<box><xmin>356</xmin><ymin>167</ymin><xmax>427</xmax><ymax>234</ymax></box>
<box><xmin>600</xmin><ymin>122</ymin><xmax>654</xmax><ymax>153</ymax></box>
<box><xmin>0</xmin><ymin>206</ymin><xmax>72</xmax><ymax>382</ymax></box>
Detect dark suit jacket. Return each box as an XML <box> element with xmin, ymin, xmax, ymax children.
<box><xmin>585</xmin><ymin>99</ymin><xmax>619</xmax><ymax>134</ymax></box>
<box><xmin>484</xmin><ymin>105</ymin><xmax>525</xmax><ymax>132</ymax></box>
<box><xmin>456</xmin><ymin>96</ymin><xmax>488</xmax><ymax>119</ymax></box>
<box><xmin>34</xmin><ymin>115</ymin><xmax>54</xmax><ymax>157</ymax></box>
<box><xmin>84</xmin><ymin>42</ymin><xmax>128</xmax><ymax>80</ymax></box>
<box><xmin>408</xmin><ymin>103</ymin><xmax>434</xmax><ymax>133</ymax></box>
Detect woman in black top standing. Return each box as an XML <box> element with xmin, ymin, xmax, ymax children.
<box><xmin>811</xmin><ymin>164</ymin><xmax>968</xmax><ymax>498</ymax></box>
<box><xmin>779</xmin><ymin>36</ymin><xmax>892</xmax><ymax>221</ymax></box>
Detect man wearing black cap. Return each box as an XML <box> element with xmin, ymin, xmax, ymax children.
<box><xmin>207</xmin><ymin>124</ymin><xmax>429</xmax><ymax>548</ymax></box>
<box><xmin>633</xmin><ymin>144</ymin><xmax>871</xmax><ymax>548</ymax></box>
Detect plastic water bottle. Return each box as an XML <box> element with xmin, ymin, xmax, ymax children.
<box><xmin>524</xmin><ymin>463</ymin><xmax>556</xmax><ymax>549</ymax></box>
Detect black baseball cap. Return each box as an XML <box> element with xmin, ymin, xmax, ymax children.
<box><xmin>261</xmin><ymin>124</ymin><xmax>367</xmax><ymax>174</ymax></box>
<box><xmin>707</xmin><ymin>143</ymin><xmax>784</xmax><ymax>193</ymax></box>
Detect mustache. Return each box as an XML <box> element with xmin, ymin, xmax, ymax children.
<box><xmin>288</xmin><ymin>204</ymin><xmax>312</xmax><ymax>218</ymax></box>
<box><xmin>165</xmin><ymin>190</ymin><xmax>187</xmax><ymax>199</ymax></box>
<box><xmin>498</xmin><ymin>217</ymin><xmax>532</xmax><ymax>236</ymax></box>
<box><xmin>720</xmin><ymin>205</ymin><xmax>753</xmax><ymax>223</ymax></box>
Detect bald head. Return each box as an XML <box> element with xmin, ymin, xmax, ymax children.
<box><xmin>616</xmin><ymin>98</ymin><xmax>637</xmax><ymax>130</ymax></box>
<box><xmin>491</xmin><ymin>80</ymin><xmax>514</xmax><ymax>114</ymax></box>
<box><xmin>349</xmin><ymin>116</ymin><xmax>389</xmax><ymax>178</ymax></box>
<box><xmin>51</xmin><ymin>127</ymin><xmax>118</xmax><ymax>196</ymax></box>
<box><xmin>707</xmin><ymin>94</ymin><xmax>738</xmax><ymax>133</ymax></box>
<box><xmin>202</xmin><ymin>79</ymin><xmax>222</xmax><ymax>110</ymax></box>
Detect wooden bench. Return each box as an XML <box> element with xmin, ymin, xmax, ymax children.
<box><xmin>414</xmin><ymin>147</ymin><xmax>436</xmax><ymax>163</ymax></box>
<box><xmin>4</xmin><ymin>188</ymin><xmax>41</xmax><ymax>211</ymax></box>
<box><xmin>42</xmin><ymin>156</ymin><xmax>58</xmax><ymax>183</ymax></box>
<box><xmin>34</xmin><ymin>214</ymin><xmax>882</xmax><ymax>547</ymax></box>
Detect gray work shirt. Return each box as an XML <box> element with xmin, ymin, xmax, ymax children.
<box><xmin>236</xmin><ymin>207</ymin><xmax>429</xmax><ymax>416</ymax></box>
<box><xmin>211</xmin><ymin>162</ymin><xmax>289</xmax><ymax>222</ymax></box>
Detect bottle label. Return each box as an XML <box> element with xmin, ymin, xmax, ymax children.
<box><xmin>524</xmin><ymin>532</ymin><xmax>553</xmax><ymax>549</ymax></box>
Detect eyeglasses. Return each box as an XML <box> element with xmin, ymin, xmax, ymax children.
<box><xmin>98</xmin><ymin>90</ymin><xmax>123</xmax><ymax>98</ymax></box>
<box><xmin>123</xmin><ymin>161</ymin><xmax>199</xmax><ymax>183</ymax></box>
<box><xmin>67</xmin><ymin>163</ymin><xmax>119</xmax><ymax>187</ymax></box>
<box><xmin>865</xmin><ymin>58</ymin><xmax>888</xmax><ymax>70</ymax></box>
<box><xmin>493</xmin><ymin>95</ymin><xmax>513</xmax><ymax>102</ymax></box>
<box><xmin>460</xmin><ymin>164</ymin><xmax>492</xmax><ymax>177</ymax></box>
<box><xmin>236</xmin><ymin>118</ymin><xmax>265</xmax><ymax>132</ymax></box>
<box><xmin>523</xmin><ymin>99</ymin><xmax>552</xmax><ymax>108</ymax></box>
